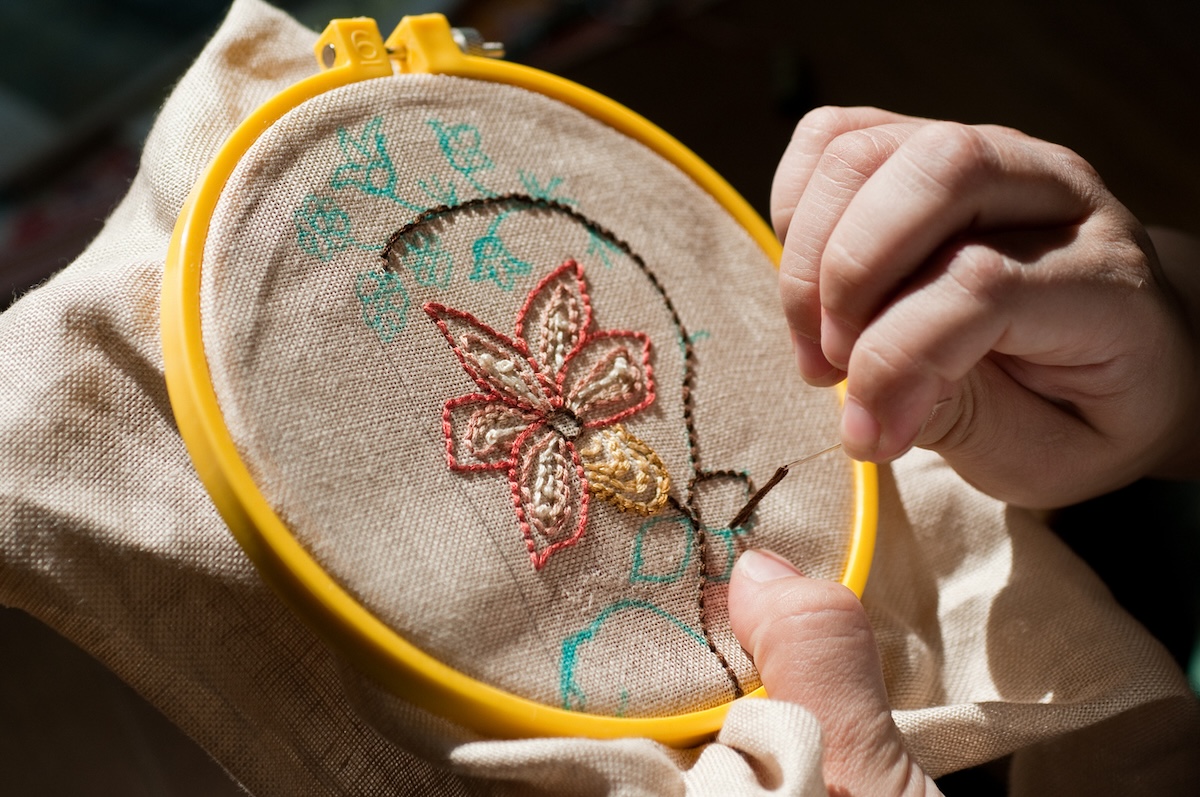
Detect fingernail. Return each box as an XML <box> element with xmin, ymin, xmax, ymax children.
<box><xmin>840</xmin><ymin>396</ymin><xmax>880</xmax><ymax>457</ymax></box>
<box><xmin>737</xmin><ymin>549</ymin><xmax>803</xmax><ymax>582</ymax></box>
<box><xmin>820</xmin><ymin>313</ymin><xmax>857</xmax><ymax>369</ymax></box>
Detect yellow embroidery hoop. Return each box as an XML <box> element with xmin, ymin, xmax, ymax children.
<box><xmin>162</xmin><ymin>13</ymin><xmax>878</xmax><ymax>747</ymax></box>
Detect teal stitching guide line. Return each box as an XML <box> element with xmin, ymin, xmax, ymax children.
<box><xmin>559</xmin><ymin>599</ymin><xmax>706</xmax><ymax>712</ymax></box>
<box><xmin>586</xmin><ymin>229</ymin><xmax>621</xmax><ymax>268</ymax></box>
<box><xmin>518</xmin><ymin>170</ymin><xmax>575</xmax><ymax>204</ymax></box>
<box><xmin>397</xmin><ymin>230</ymin><xmax>454</xmax><ymax>287</ymax></box>
<box><xmin>707</xmin><ymin>525</ymin><xmax>747</xmax><ymax>583</ymax></box>
<box><xmin>417</xmin><ymin>174</ymin><xmax>459</xmax><ymax>206</ymax></box>
<box><xmin>630</xmin><ymin>516</ymin><xmax>694</xmax><ymax>584</ymax></box>
<box><xmin>295</xmin><ymin>115</ymin><xmax>576</xmax><ymax>306</ymax></box>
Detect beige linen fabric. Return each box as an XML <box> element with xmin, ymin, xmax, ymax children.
<box><xmin>1</xmin><ymin>1</ymin><xmax>1197</xmax><ymax>794</ymax></box>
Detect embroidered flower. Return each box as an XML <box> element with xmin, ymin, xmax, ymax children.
<box><xmin>425</xmin><ymin>259</ymin><xmax>671</xmax><ymax>569</ymax></box>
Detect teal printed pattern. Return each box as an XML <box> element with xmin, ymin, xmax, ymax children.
<box><xmin>586</xmin><ymin>229</ymin><xmax>622</xmax><ymax>268</ymax></box>
<box><xmin>429</xmin><ymin>119</ymin><xmax>496</xmax><ymax>198</ymax></box>
<box><xmin>396</xmin><ymin>230</ymin><xmax>453</xmax><ymax>288</ymax></box>
<box><xmin>331</xmin><ymin>118</ymin><xmax>422</xmax><ymax>211</ymax></box>
<box><xmin>294</xmin><ymin>116</ymin><xmax>578</xmax><ymax>299</ymax></box>
<box><xmin>559</xmin><ymin>599</ymin><xmax>707</xmax><ymax>712</ymax></box>
<box><xmin>628</xmin><ymin>512</ymin><xmax>749</xmax><ymax>585</ymax></box>
<box><xmin>469</xmin><ymin>213</ymin><xmax>531</xmax><ymax>290</ymax></box>
<box><xmin>518</xmin><ymin>170</ymin><xmax>574</xmax><ymax>204</ymax></box>
<box><xmin>707</xmin><ymin>523</ymin><xmax>749</xmax><ymax>583</ymax></box>
<box><xmin>417</xmin><ymin>173</ymin><xmax>459</xmax><ymax>206</ymax></box>
<box><xmin>294</xmin><ymin>195</ymin><xmax>353</xmax><ymax>261</ymax></box>
<box><xmin>630</xmin><ymin>516</ymin><xmax>694</xmax><ymax>584</ymax></box>
<box><xmin>354</xmin><ymin>270</ymin><xmax>410</xmax><ymax>342</ymax></box>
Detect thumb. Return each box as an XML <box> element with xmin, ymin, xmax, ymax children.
<box><xmin>728</xmin><ymin>550</ymin><xmax>938</xmax><ymax>797</ymax></box>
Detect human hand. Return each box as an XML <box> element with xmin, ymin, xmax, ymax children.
<box><xmin>772</xmin><ymin>106</ymin><xmax>1200</xmax><ymax>507</ymax></box>
<box><xmin>728</xmin><ymin>550</ymin><xmax>942</xmax><ymax>797</ymax></box>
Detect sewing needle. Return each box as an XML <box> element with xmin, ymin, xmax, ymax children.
<box><xmin>727</xmin><ymin>443</ymin><xmax>843</xmax><ymax>529</ymax></box>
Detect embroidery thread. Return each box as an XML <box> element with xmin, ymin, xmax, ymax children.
<box><xmin>426</xmin><ymin>259</ymin><xmax>671</xmax><ymax>570</ymax></box>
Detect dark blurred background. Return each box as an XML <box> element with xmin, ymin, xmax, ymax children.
<box><xmin>2</xmin><ymin>0</ymin><xmax>1198</xmax><ymax>793</ymax></box>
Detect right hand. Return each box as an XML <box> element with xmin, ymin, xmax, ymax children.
<box><xmin>772</xmin><ymin>106</ymin><xmax>1200</xmax><ymax>507</ymax></box>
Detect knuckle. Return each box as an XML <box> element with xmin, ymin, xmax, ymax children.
<box><xmin>795</xmin><ymin>105</ymin><xmax>854</xmax><ymax>140</ymax></box>
<box><xmin>820</xmin><ymin>238</ymin><xmax>874</xmax><ymax>308</ymax></box>
<box><xmin>907</xmin><ymin>122</ymin><xmax>999</xmax><ymax>191</ymax></box>
<box><xmin>945</xmin><ymin>244</ymin><xmax>1018</xmax><ymax>308</ymax></box>
<box><xmin>821</xmin><ymin>129</ymin><xmax>888</xmax><ymax>186</ymax></box>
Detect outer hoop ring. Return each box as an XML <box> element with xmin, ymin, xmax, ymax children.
<box><xmin>162</xmin><ymin>13</ymin><xmax>877</xmax><ymax>746</ymax></box>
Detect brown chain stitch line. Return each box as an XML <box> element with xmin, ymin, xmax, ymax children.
<box><xmin>385</xmin><ymin>194</ymin><xmax>742</xmax><ymax>698</ymax></box>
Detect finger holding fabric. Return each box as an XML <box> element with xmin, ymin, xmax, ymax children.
<box><xmin>772</xmin><ymin>108</ymin><xmax>1200</xmax><ymax>507</ymax></box>
<box><xmin>728</xmin><ymin>550</ymin><xmax>942</xmax><ymax>797</ymax></box>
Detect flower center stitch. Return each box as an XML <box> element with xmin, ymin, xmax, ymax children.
<box><xmin>547</xmin><ymin>408</ymin><xmax>582</xmax><ymax>440</ymax></box>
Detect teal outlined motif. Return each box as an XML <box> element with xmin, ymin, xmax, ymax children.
<box><xmin>331</xmin><ymin>118</ymin><xmax>424</xmax><ymax>211</ymax></box>
<box><xmin>355</xmin><ymin>270</ymin><xmax>410</xmax><ymax>342</ymax></box>
<box><xmin>294</xmin><ymin>195</ymin><xmax>353</xmax><ymax>261</ymax></box>
<box><xmin>630</xmin><ymin>516</ymin><xmax>694</xmax><ymax>584</ymax></box>
<box><xmin>429</xmin><ymin>119</ymin><xmax>495</xmax><ymax>197</ymax></box>
<box><xmin>707</xmin><ymin>524</ymin><xmax>749</xmax><ymax>583</ymax></box>
<box><xmin>518</xmin><ymin>170</ymin><xmax>574</xmax><ymax>205</ymax></box>
<box><xmin>397</xmin><ymin>230</ymin><xmax>453</xmax><ymax>287</ymax></box>
<box><xmin>628</xmin><ymin>512</ymin><xmax>748</xmax><ymax>585</ymax></box>
<box><xmin>560</xmin><ymin>599</ymin><xmax>706</xmax><ymax>712</ymax></box>
<box><xmin>469</xmin><ymin>213</ymin><xmax>531</xmax><ymax>290</ymax></box>
<box><xmin>418</xmin><ymin>174</ymin><xmax>459</xmax><ymax>206</ymax></box>
<box><xmin>294</xmin><ymin>194</ymin><xmax>379</xmax><ymax>261</ymax></box>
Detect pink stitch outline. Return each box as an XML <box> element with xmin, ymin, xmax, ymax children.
<box><xmin>507</xmin><ymin>421</ymin><xmax>591</xmax><ymax>570</ymax></box>
<box><xmin>442</xmin><ymin>393</ymin><xmax>534</xmax><ymax>471</ymax></box>
<box><xmin>563</xmin><ymin>330</ymin><xmax>656</xmax><ymax>428</ymax></box>
<box><xmin>518</xmin><ymin>427</ymin><xmax>572</xmax><ymax>541</ymax></box>
<box><xmin>536</xmin><ymin>282</ymin><xmax>582</xmax><ymax>377</ymax></box>
<box><xmin>514</xmin><ymin>259</ymin><xmax>593</xmax><ymax>362</ymax></box>
<box><xmin>425</xmin><ymin>303</ymin><xmax>552</xmax><ymax>411</ymax></box>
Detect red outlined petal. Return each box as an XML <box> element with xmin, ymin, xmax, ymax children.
<box><xmin>443</xmin><ymin>393</ymin><xmax>538</xmax><ymax>470</ymax></box>
<box><xmin>562</xmin><ymin>330</ymin><xmax>655</xmax><ymax>426</ymax></box>
<box><xmin>426</xmin><ymin>302</ymin><xmax>555</xmax><ymax>410</ymax></box>
<box><xmin>514</xmin><ymin>259</ymin><xmax>593</xmax><ymax>379</ymax></box>
<box><xmin>508</xmin><ymin>424</ymin><xmax>589</xmax><ymax>570</ymax></box>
